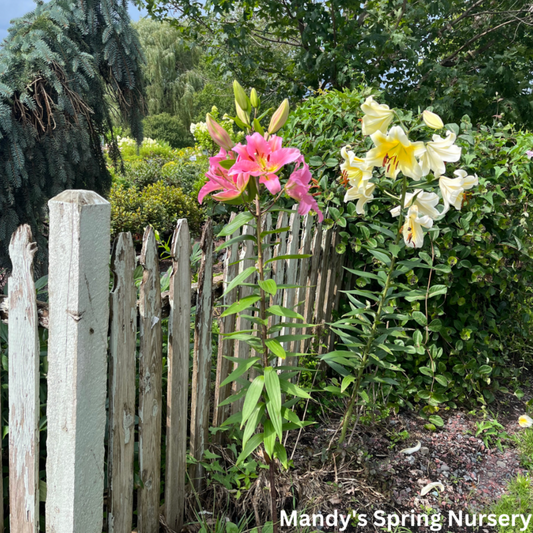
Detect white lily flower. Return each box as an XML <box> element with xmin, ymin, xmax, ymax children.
<box><xmin>390</xmin><ymin>190</ymin><xmax>440</xmax><ymax>220</ymax></box>
<box><xmin>420</xmin><ymin>131</ymin><xmax>462</xmax><ymax>177</ymax></box>
<box><xmin>361</xmin><ymin>96</ymin><xmax>394</xmax><ymax>136</ymax></box>
<box><xmin>344</xmin><ymin>181</ymin><xmax>376</xmax><ymax>214</ymax></box>
<box><xmin>422</xmin><ymin>110</ymin><xmax>444</xmax><ymax>130</ymax></box>
<box><xmin>366</xmin><ymin>126</ymin><xmax>425</xmax><ymax>180</ymax></box>
<box><xmin>403</xmin><ymin>205</ymin><xmax>433</xmax><ymax>248</ymax></box>
<box><xmin>439</xmin><ymin>169</ymin><xmax>478</xmax><ymax>215</ymax></box>
<box><xmin>519</xmin><ymin>414</ymin><xmax>533</xmax><ymax>428</ymax></box>
<box><xmin>340</xmin><ymin>146</ymin><xmax>373</xmax><ymax>190</ymax></box>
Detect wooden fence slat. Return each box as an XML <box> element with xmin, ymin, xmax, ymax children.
<box><xmin>281</xmin><ymin>207</ymin><xmax>301</xmax><ymax>365</ymax></box>
<box><xmin>291</xmin><ymin>215</ymin><xmax>313</xmax><ymax>354</ymax></box>
<box><xmin>108</xmin><ymin>233</ymin><xmax>137</xmax><ymax>533</ymax></box>
<box><xmin>165</xmin><ymin>220</ymin><xmax>191</xmax><ymax>532</ymax></box>
<box><xmin>213</xmin><ymin>214</ymin><xmax>239</xmax><ymax>432</ymax></box>
<box><xmin>321</xmin><ymin>229</ymin><xmax>340</xmax><ymax>354</ymax></box>
<box><xmin>270</xmin><ymin>212</ymin><xmax>289</xmax><ymax>337</ymax></box>
<box><xmin>329</xmin><ymin>251</ymin><xmax>347</xmax><ymax>352</ymax></box>
<box><xmin>232</xmin><ymin>223</ymin><xmax>255</xmax><ymax>413</ymax></box>
<box><xmin>8</xmin><ymin>225</ymin><xmax>39</xmax><ymax>533</ymax></box>
<box><xmin>46</xmin><ymin>190</ymin><xmax>110</xmax><ymax>533</ymax></box>
<box><xmin>138</xmin><ymin>226</ymin><xmax>163</xmax><ymax>533</ymax></box>
<box><xmin>190</xmin><ymin>220</ymin><xmax>214</xmax><ymax>492</ymax></box>
<box><xmin>314</xmin><ymin>226</ymin><xmax>333</xmax><ymax>332</ymax></box>
<box><xmin>302</xmin><ymin>224</ymin><xmax>323</xmax><ymax>354</ymax></box>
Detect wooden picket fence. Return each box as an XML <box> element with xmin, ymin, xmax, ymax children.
<box><xmin>0</xmin><ymin>190</ymin><xmax>347</xmax><ymax>533</ymax></box>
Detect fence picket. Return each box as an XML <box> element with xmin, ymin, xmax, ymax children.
<box><xmin>281</xmin><ymin>207</ymin><xmax>301</xmax><ymax>365</ymax></box>
<box><xmin>190</xmin><ymin>220</ymin><xmax>214</xmax><ymax>491</ymax></box>
<box><xmin>46</xmin><ymin>190</ymin><xmax>110</xmax><ymax>533</ymax></box>
<box><xmin>108</xmin><ymin>233</ymin><xmax>137</xmax><ymax>533</ymax></box>
<box><xmin>138</xmin><ymin>227</ymin><xmax>163</xmax><ymax>533</ymax></box>
<box><xmin>292</xmin><ymin>215</ymin><xmax>313</xmax><ymax>354</ymax></box>
<box><xmin>321</xmin><ymin>229</ymin><xmax>340</xmax><ymax>353</ymax></box>
<box><xmin>165</xmin><ymin>220</ymin><xmax>191</xmax><ymax>532</ymax></box>
<box><xmin>8</xmin><ymin>225</ymin><xmax>39</xmax><ymax>533</ymax></box>
<box><xmin>302</xmin><ymin>224</ymin><xmax>323</xmax><ymax>354</ymax></box>
<box><xmin>314</xmin><ymin>226</ymin><xmax>333</xmax><ymax>334</ymax></box>
<box><xmin>270</xmin><ymin>211</ymin><xmax>289</xmax><ymax>337</ymax></box>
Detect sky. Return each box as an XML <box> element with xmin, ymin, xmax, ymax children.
<box><xmin>0</xmin><ymin>0</ymin><xmax>147</xmax><ymax>44</ymax></box>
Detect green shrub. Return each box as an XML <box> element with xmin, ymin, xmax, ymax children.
<box><xmin>115</xmin><ymin>136</ymin><xmax>176</xmax><ymax>160</ymax></box>
<box><xmin>285</xmin><ymin>88</ymin><xmax>533</xmax><ymax>410</ymax></box>
<box><xmin>110</xmin><ymin>181</ymin><xmax>203</xmax><ymax>239</ymax></box>
<box><xmin>143</xmin><ymin>113</ymin><xmax>194</xmax><ymax>149</ymax></box>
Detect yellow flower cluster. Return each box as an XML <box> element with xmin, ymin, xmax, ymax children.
<box><xmin>341</xmin><ymin>96</ymin><xmax>478</xmax><ymax>249</ymax></box>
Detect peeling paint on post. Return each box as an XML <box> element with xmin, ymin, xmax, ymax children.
<box><xmin>46</xmin><ymin>190</ymin><xmax>110</xmax><ymax>533</ymax></box>
<box><xmin>8</xmin><ymin>225</ymin><xmax>39</xmax><ymax>533</ymax></box>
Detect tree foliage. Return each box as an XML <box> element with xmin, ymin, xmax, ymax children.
<box><xmin>135</xmin><ymin>0</ymin><xmax>533</xmax><ymax>128</ymax></box>
<box><xmin>0</xmin><ymin>0</ymin><xmax>145</xmax><ymax>268</ymax></box>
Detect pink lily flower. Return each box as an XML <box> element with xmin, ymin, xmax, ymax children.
<box><xmin>285</xmin><ymin>163</ymin><xmax>324</xmax><ymax>222</ymax></box>
<box><xmin>231</xmin><ymin>132</ymin><xmax>301</xmax><ymax>194</ymax></box>
<box><xmin>198</xmin><ymin>149</ymin><xmax>250</xmax><ymax>204</ymax></box>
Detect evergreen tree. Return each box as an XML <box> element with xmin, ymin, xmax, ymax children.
<box><xmin>0</xmin><ymin>0</ymin><xmax>145</xmax><ymax>269</ymax></box>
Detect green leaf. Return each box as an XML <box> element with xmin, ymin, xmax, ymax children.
<box><xmin>412</xmin><ymin>311</ymin><xmax>427</xmax><ymax>326</ymax></box>
<box><xmin>222</xmin><ymin>266</ymin><xmax>257</xmax><ymax>297</ymax></box>
<box><xmin>259</xmin><ymin>279</ymin><xmax>277</xmax><ymax>296</ymax></box>
<box><xmin>266</xmin><ymin>338</ymin><xmax>286</xmax><ymax>360</ymax></box>
<box><xmin>220</xmin><ymin>357</ymin><xmax>261</xmax><ymax>387</ymax></box>
<box><xmin>369</xmin><ymin>249</ymin><xmax>391</xmax><ymax>265</ymax></box>
<box><xmin>478</xmin><ymin>365</ymin><xmax>492</xmax><ymax>375</ymax></box>
<box><xmin>264</xmin><ymin>254</ymin><xmax>311</xmax><ymax>265</ymax></box>
<box><xmin>218</xmin><ymin>212</ymin><xmax>254</xmax><ymax>237</ymax></box>
<box><xmin>435</xmin><ymin>374</ymin><xmax>448</xmax><ymax>387</ymax></box>
<box><xmin>253</xmin><ymin>118</ymin><xmax>265</xmax><ymax>135</ymax></box>
<box><xmin>242</xmin><ymin>404</ymin><xmax>265</xmax><ymax>449</ymax></box>
<box><xmin>219</xmin><ymin>159</ymin><xmax>235</xmax><ymax>170</ymax></box>
<box><xmin>221</xmin><ymin>296</ymin><xmax>261</xmax><ymax>317</ymax></box>
<box><xmin>279</xmin><ymin>379</ymin><xmax>311</xmax><ymax>399</ymax></box>
<box><xmin>265</xmin><ymin>367</ymin><xmax>283</xmax><ymax>440</ymax></box>
<box><xmin>274</xmin><ymin>442</ymin><xmax>288</xmax><ymax>469</ymax></box>
<box><xmin>261</xmin><ymin>226</ymin><xmax>290</xmax><ymax>237</ymax></box>
<box><xmin>341</xmin><ymin>375</ymin><xmax>355</xmax><ymax>392</ymax></box>
<box><xmin>241</xmin><ymin>375</ymin><xmax>265</xmax><ymax>428</ymax></box>
<box><xmin>267</xmin><ymin>305</ymin><xmax>304</xmax><ymax>320</ymax></box>
<box><xmin>428</xmin><ymin>285</ymin><xmax>448</xmax><ymax>297</ymax></box>
<box><xmin>237</xmin><ymin>433</ymin><xmax>264</xmax><ymax>464</ymax></box>
<box><xmin>263</xmin><ymin>420</ymin><xmax>276</xmax><ymax>458</ymax></box>
<box><xmin>429</xmin><ymin>415</ymin><xmax>444</xmax><ymax>427</ymax></box>
<box><xmin>215</xmin><ymin>234</ymin><xmax>255</xmax><ymax>252</ymax></box>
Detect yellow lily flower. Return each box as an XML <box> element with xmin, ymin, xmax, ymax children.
<box><xmin>519</xmin><ymin>414</ymin><xmax>533</xmax><ymax>428</ymax></box>
<box><xmin>390</xmin><ymin>190</ymin><xmax>440</xmax><ymax>219</ymax></box>
<box><xmin>361</xmin><ymin>96</ymin><xmax>394</xmax><ymax>136</ymax></box>
<box><xmin>366</xmin><ymin>126</ymin><xmax>425</xmax><ymax>180</ymax></box>
<box><xmin>340</xmin><ymin>146</ymin><xmax>373</xmax><ymax>190</ymax></box>
<box><xmin>439</xmin><ymin>169</ymin><xmax>478</xmax><ymax>215</ymax></box>
<box><xmin>420</xmin><ymin>131</ymin><xmax>462</xmax><ymax>177</ymax></box>
<box><xmin>344</xmin><ymin>180</ymin><xmax>375</xmax><ymax>214</ymax></box>
<box><xmin>422</xmin><ymin>110</ymin><xmax>444</xmax><ymax>130</ymax></box>
<box><xmin>403</xmin><ymin>205</ymin><xmax>433</xmax><ymax>248</ymax></box>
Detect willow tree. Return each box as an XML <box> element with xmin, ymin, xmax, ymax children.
<box><xmin>0</xmin><ymin>0</ymin><xmax>145</xmax><ymax>268</ymax></box>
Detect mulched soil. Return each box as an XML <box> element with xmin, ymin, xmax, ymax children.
<box><xmin>272</xmin><ymin>388</ymin><xmax>531</xmax><ymax>533</ymax></box>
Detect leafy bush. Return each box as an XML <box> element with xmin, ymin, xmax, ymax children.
<box><xmin>115</xmin><ymin>136</ymin><xmax>176</xmax><ymax>160</ymax></box>
<box><xmin>110</xmin><ymin>181</ymin><xmax>203</xmax><ymax>239</ymax></box>
<box><xmin>143</xmin><ymin>113</ymin><xmax>195</xmax><ymax>149</ymax></box>
<box><xmin>285</xmin><ymin>88</ymin><xmax>533</xmax><ymax>410</ymax></box>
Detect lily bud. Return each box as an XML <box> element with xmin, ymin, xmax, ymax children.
<box><xmin>423</xmin><ymin>109</ymin><xmax>444</xmax><ymax>130</ymax></box>
<box><xmin>268</xmin><ymin>99</ymin><xmax>290</xmax><ymax>134</ymax></box>
<box><xmin>235</xmin><ymin>103</ymin><xmax>250</xmax><ymax>126</ymax></box>
<box><xmin>250</xmin><ymin>88</ymin><xmax>260</xmax><ymax>108</ymax></box>
<box><xmin>233</xmin><ymin>80</ymin><xmax>251</xmax><ymax>113</ymax></box>
<box><xmin>206</xmin><ymin>113</ymin><xmax>234</xmax><ymax>151</ymax></box>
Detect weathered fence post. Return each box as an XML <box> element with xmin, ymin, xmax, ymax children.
<box><xmin>165</xmin><ymin>220</ymin><xmax>191</xmax><ymax>532</ymax></box>
<box><xmin>108</xmin><ymin>233</ymin><xmax>137</xmax><ymax>533</ymax></box>
<box><xmin>138</xmin><ymin>227</ymin><xmax>163</xmax><ymax>533</ymax></box>
<box><xmin>46</xmin><ymin>190</ymin><xmax>110</xmax><ymax>533</ymax></box>
<box><xmin>8</xmin><ymin>225</ymin><xmax>39</xmax><ymax>533</ymax></box>
<box><xmin>190</xmin><ymin>220</ymin><xmax>213</xmax><ymax>492</ymax></box>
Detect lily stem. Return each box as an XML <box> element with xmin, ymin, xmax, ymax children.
<box><xmin>338</xmin><ymin>174</ymin><xmax>409</xmax><ymax>445</ymax></box>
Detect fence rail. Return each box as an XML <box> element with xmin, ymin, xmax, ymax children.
<box><xmin>1</xmin><ymin>190</ymin><xmax>346</xmax><ymax>532</ymax></box>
